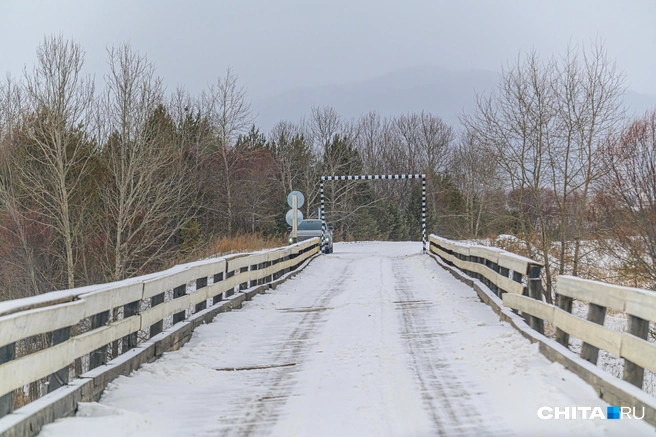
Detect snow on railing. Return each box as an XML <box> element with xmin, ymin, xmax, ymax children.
<box><xmin>506</xmin><ymin>276</ymin><xmax>656</xmax><ymax>389</ymax></box>
<box><xmin>428</xmin><ymin>234</ymin><xmax>543</xmax><ymax>297</ymax></box>
<box><xmin>429</xmin><ymin>233</ymin><xmax>656</xmax><ymax>412</ymax></box>
<box><xmin>0</xmin><ymin>238</ymin><xmax>320</xmax><ymax>433</ymax></box>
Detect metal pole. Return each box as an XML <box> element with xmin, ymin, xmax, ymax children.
<box><xmin>292</xmin><ymin>195</ymin><xmax>298</xmax><ymax>243</ymax></box>
<box><xmin>320</xmin><ymin>178</ymin><xmax>325</xmax><ymax>232</ymax></box>
<box><xmin>421</xmin><ymin>174</ymin><xmax>426</xmax><ymax>252</ymax></box>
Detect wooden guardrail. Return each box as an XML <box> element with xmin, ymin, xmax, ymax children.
<box><xmin>505</xmin><ymin>276</ymin><xmax>656</xmax><ymax>389</ymax></box>
<box><xmin>0</xmin><ymin>238</ymin><xmax>320</xmax><ymax>422</ymax></box>
<box><xmin>428</xmin><ymin>235</ymin><xmax>546</xmax><ymax>332</ymax></box>
<box><xmin>429</xmin><ymin>233</ymin><xmax>656</xmax><ymax>398</ymax></box>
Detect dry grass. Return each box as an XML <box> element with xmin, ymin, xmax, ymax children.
<box><xmin>172</xmin><ymin>233</ymin><xmax>287</xmax><ymax>266</ymax></box>
<box><xmin>489</xmin><ymin>236</ymin><xmax>533</xmax><ymax>258</ymax></box>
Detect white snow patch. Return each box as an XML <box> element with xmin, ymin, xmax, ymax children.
<box><xmin>37</xmin><ymin>242</ymin><xmax>654</xmax><ymax>437</ymax></box>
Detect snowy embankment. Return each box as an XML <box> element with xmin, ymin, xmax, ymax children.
<box><xmin>38</xmin><ymin>242</ymin><xmax>652</xmax><ymax>436</ymax></box>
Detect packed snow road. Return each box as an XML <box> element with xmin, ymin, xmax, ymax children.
<box><xmin>39</xmin><ymin>242</ymin><xmax>652</xmax><ymax>437</ymax></box>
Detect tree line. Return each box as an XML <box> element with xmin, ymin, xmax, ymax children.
<box><xmin>0</xmin><ymin>36</ymin><xmax>654</xmax><ymax>303</ymax></box>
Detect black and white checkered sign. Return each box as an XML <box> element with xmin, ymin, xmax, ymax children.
<box><xmin>319</xmin><ymin>174</ymin><xmax>427</xmax><ymax>251</ymax></box>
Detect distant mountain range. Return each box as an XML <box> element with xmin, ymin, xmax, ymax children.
<box><xmin>252</xmin><ymin>65</ymin><xmax>656</xmax><ymax>133</ymax></box>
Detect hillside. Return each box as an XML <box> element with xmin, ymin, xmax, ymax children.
<box><xmin>253</xmin><ymin>65</ymin><xmax>656</xmax><ymax>132</ymax></box>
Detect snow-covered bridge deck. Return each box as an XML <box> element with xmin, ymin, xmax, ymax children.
<box><xmin>38</xmin><ymin>243</ymin><xmax>651</xmax><ymax>436</ymax></box>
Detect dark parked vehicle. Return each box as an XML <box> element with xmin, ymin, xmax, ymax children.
<box><xmin>289</xmin><ymin>219</ymin><xmax>334</xmax><ymax>253</ymax></box>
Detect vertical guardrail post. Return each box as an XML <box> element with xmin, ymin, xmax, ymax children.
<box><xmin>225</xmin><ymin>269</ymin><xmax>235</xmax><ymax>298</ymax></box>
<box><xmin>490</xmin><ymin>260</ymin><xmax>500</xmax><ymax>295</ymax></box>
<box><xmin>273</xmin><ymin>257</ymin><xmax>284</xmax><ymax>279</ymax></box>
<box><xmin>122</xmin><ymin>301</ymin><xmax>139</xmax><ymax>351</ymax></box>
<box><xmin>249</xmin><ymin>263</ymin><xmax>258</xmax><ymax>288</ymax></box>
<box><xmin>195</xmin><ymin>277</ymin><xmax>208</xmax><ymax>313</ymax></box>
<box><xmin>512</xmin><ymin>271</ymin><xmax>522</xmax><ymax>284</ymax></box>
<box><xmin>555</xmin><ymin>294</ymin><xmax>573</xmax><ymax>347</ymax></box>
<box><xmin>213</xmin><ymin>273</ymin><xmax>223</xmax><ymax>304</ymax></box>
<box><xmin>150</xmin><ymin>292</ymin><xmax>165</xmax><ymax>338</ymax></box>
<box><xmin>261</xmin><ymin>261</ymin><xmax>266</xmax><ymax>284</ymax></box>
<box><xmin>89</xmin><ymin>310</ymin><xmax>110</xmax><ymax>370</ymax></box>
<box><xmin>580</xmin><ymin>303</ymin><xmax>607</xmax><ymax>364</ymax></box>
<box><xmin>47</xmin><ymin>327</ymin><xmax>71</xmax><ymax>392</ymax></box>
<box><xmin>508</xmin><ymin>270</ymin><xmax>523</xmax><ymax>316</ymax></box>
<box><xmin>172</xmin><ymin>284</ymin><xmax>186</xmax><ymax>324</ymax></box>
<box><xmin>0</xmin><ymin>342</ymin><xmax>15</xmax><ymax>417</ymax></box>
<box><xmin>239</xmin><ymin>267</ymin><xmax>248</xmax><ymax>291</ymax></box>
<box><xmin>527</xmin><ymin>265</ymin><xmax>544</xmax><ymax>335</ymax></box>
<box><xmin>498</xmin><ymin>266</ymin><xmax>510</xmax><ymax>295</ymax></box>
<box><xmin>623</xmin><ymin>315</ymin><xmax>650</xmax><ymax>388</ymax></box>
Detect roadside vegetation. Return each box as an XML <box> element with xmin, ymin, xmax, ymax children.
<box><xmin>0</xmin><ymin>35</ymin><xmax>654</xmax><ymax>305</ymax></box>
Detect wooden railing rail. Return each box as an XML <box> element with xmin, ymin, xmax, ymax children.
<box><xmin>428</xmin><ymin>234</ymin><xmax>545</xmax><ymax>332</ymax></box>
<box><xmin>429</xmin><ymin>233</ymin><xmax>656</xmax><ymax>396</ymax></box>
<box><xmin>505</xmin><ymin>275</ymin><xmax>656</xmax><ymax>389</ymax></box>
<box><xmin>0</xmin><ymin>238</ymin><xmax>320</xmax><ymax>418</ymax></box>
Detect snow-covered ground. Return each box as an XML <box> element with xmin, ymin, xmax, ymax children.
<box><xmin>38</xmin><ymin>242</ymin><xmax>653</xmax><ymax>436</ymax></box>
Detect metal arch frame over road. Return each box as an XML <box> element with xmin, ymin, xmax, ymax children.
<box><xmin>319</xmin><ymin>174</ymin><xmax>427</xmax><ymax>251</ymax></box>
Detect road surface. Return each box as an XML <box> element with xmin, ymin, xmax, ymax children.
<box><xmin>39</xmin><ymin>242</ymin><xmax>653</xmax><ymax>436</ymax></box>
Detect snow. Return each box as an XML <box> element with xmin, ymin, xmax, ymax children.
<box><xmin>38</xmin><ymin>242</ymin><xmax>653</xmax><ymax>436</ymax></box>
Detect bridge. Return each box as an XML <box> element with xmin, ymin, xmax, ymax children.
<box><xmin>0</xmin><ymin>238</ymin><xmax>655</xmax><ymax>436</ymax></box>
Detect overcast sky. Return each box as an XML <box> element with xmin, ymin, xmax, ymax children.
<box><xmin>2</xmin><ymin>0</ymin><xmax>655</xmax><ymax>99</ymax></box>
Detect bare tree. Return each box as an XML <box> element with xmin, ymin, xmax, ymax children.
<box><xmin>202</xmin><ymin>68</ymin><xmax>253</xmax><ymax>234</ymax></box>
<box><xmin>463</xmin><ymin>50</ymin><xmax>559</xmax><ymax>300</ymax></box>
<box><xmin>12</xmin><ymin>35</ymin><xmax>96</xmax><ymax>290</ymax></box>
<box><xmin>550</xmin><ymin>41</ymin><xmax>625</xmax><ymax>276</ymax></box>
<box><xmin>99</xmin><ymin>43</ymin><xmax>194</xmax><ymax>281</ymax></box>
<box><xmin>462</xmin><ymin>42</ymin><xmax>626</xmax><ymax>299</ymax></box>
<box><xmin>395</xmin><ymin>112</ymin><xmax>452</xmax><ymax>175</ymax></box>
<box><xmin>597</xmin><ymin>111</ymin><xmax>656</xmax><ymax>288</ymax></box>
<box><xmin>450</xmin><ymin>130</ymin><xmax>503</xmax><ymax>238</ymax></box>
<box><xmin>308</xmin><ymin>106</ymin><xmax>341</xmax><ymax>154</ymax></box>
<box><xmin>0</xmin><ymin>75</ymin><xmax>54</xmax><ymax>298</ymax></box>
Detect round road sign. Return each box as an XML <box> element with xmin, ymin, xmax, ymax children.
<box><xmin>287</xmin><ymin>191</ymin><xmax>305</xmax><ymax>208</ymax></box>
<box><xmin>285</xmin><ymin>209</ymin><xmax>304</xmax><ymax>226</ymax></box>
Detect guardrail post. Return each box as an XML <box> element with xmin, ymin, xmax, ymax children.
<box><xmin>623</xmin><ymin>315</ymin><xmax>649</xmax><ymax>388</ymax></box>
<box><xmin>273</xmin><ymin>259</ymin><xmax>281</xmax><ymax>280</ymax></box>
<box><xmin>212</xmin><ymin>273</ymin><xmax>223</xmax><ymax>304</ymax></box>
<box><xmin>490</xmin><ymin>261</ymin><xmax>500</xmax><ymax>295</ymax></box>
<box><xmin>195</xmin><ymin>277</ymin><xmax>208</xmax><ymax>313</ymax></box>
<box><xmin>508</xmin><ymin>271</ymin><xmax>522</xmax><ymax>316</ymax></box>
<box><xmin>555</xmin><ymin>294</ymin><xmax>573</xmax><ymax>347</ymax></box>
<box><xmin>122</xmin><ymin>301</ymin><xmax>139</xmax><ymax>351</ymax></box>
<box><xmin>259</xmin><ymin>262</ymin><xmax>267</xmax><ymax>285</ymax></box>
<box><xmin>498</xmin><ymin>266</ymin><xmax>510</xmax><ymax>295</ymax></box>
<box><xmin>47</xmin><ymin>327</ymin><xmax>71</xmax><ymax>392</ymax></box>
<box><xmin>512</xmin><ymin>271</ymin><xmax>522</xmax><ymax>284</ymax></box>
<box><xmin>580</xmin><ymin>303</ymin><xmax>607</xmax><ymax>365</ymax></box>
<box><xmin>89</xmin><ymin>310</ymin><xmax>110</xmax><ymax>370</ymax></box>
<box><xmin>0</xmin><ymin>342</ymin><xmax>15</xmax><ymax>417</ymax></box>
<box><xmin>150</xmin><ymin>292</ymin><xmax>165</xmax><ymax>337</ymax></box>
<box><xmin>173</xmin><ymin>284</ymin><xmax>186</xmax><ymax>324</ymax></box>
<box><xmin>527</xmin><ymin>265</ymin><xmax>544</xmax><ymax>335</ymax></box>
<box><xmin>249</xmin><ymin>264</ymin><xmax>258</xmax><ymax>288</ymax></box>
<box><xmin>239</xmin><ymin>267</ymin><xmax>248</xmax><ymax>291</ymax></box>
<box><xmin>225</xmin><ymin>270</ymin><xmax>235</xmax><ymax>297</ymax></box>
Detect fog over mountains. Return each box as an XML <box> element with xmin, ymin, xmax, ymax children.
<box><xmin>252</xmin><ymin>65</ymin><xmax>656</xmax><ymax>133</ymax></box>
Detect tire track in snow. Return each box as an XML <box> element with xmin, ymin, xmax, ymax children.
<box><xmin>391</xmin><ymin>256</ymin><xmax>511</xmax><ymax>436</ymax></box>
<box><xmin>215</xmin><ymin>263</ymin><xmax>356</xmax><ymax>437</ymax></box>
